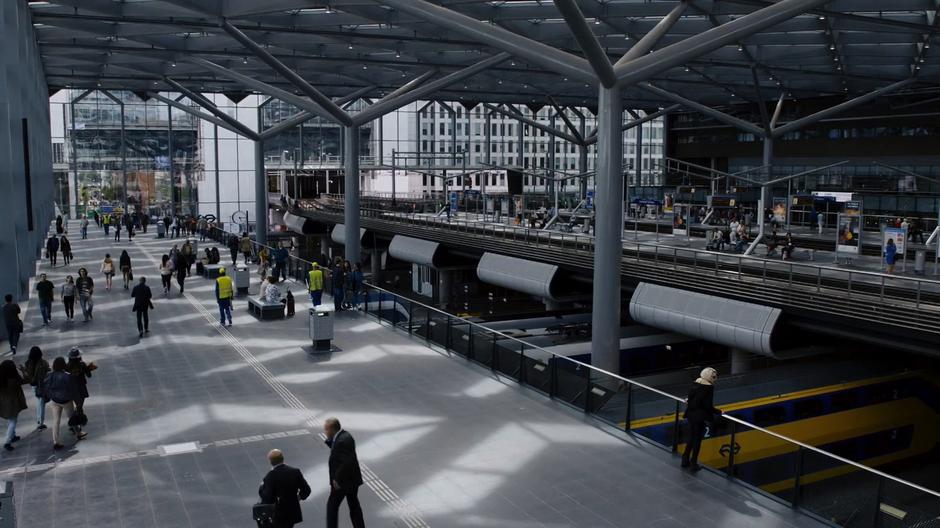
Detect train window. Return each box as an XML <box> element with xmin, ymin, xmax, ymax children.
<box><xmin>752</xmin><ymin>406</ymin><xmax>788</xmax><ymax>427</ymax></box>
<box><xmin>793</xmin><ymin>398</ymin><xmax>825</xmax><ymax>420</ymax></box>
<box><xmin>828</xmin><ymin>391</ymin><xmax>857</xmax><ymax>413</ymax></box>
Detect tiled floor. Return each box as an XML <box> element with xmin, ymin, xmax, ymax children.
<box><xmin>1</xmin><ymin>221</ymin><xmax>827</xmax><ymax>527</ymax></box>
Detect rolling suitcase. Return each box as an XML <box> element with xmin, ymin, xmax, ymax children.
<box><xmin>285</xmin><ymin>290</ymin><xmax>295</xmax><ymax>317</ymax></box>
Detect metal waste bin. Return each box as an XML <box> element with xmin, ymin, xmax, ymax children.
<box><xmin>0</xmin><ymin>481</ymin><xmax>14</xmax><ymax>528</ymax></box>
<box><xmin>915</xmin><ymin>250</ymin><xmax>926</xmax><ymax>275</ymax></box>
<box><xmin>156</xmin><ymin>220</ymin><xmax>166</xmax><ymax>238</ymax></box>
<box><xmin>309</xmin><ymin>304</ymin><xmax>334</xmax><ymax>352</ymax></box>
<box><xmin>234</xmin><ymin>265</ymin><xmax>250</xmax><ymax>294</ymax></box>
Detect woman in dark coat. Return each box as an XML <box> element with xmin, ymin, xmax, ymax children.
<box><xmin>20</xmin><ymin>346</ymin><xmax>49</xmax><ymax>430</ymax></box>
<box><xmin>60</xmin><ymin>235</ymin><xmax>73</xmax><ymax>267</ymax></box>
<box><xmin>66</xmin><ymin>347</ymin><xmax>96</xmax><ymax>439</ymax></box>
<box><xmin>0</xmin><ymin>359</ymin><xmax>27</xmax><ymax>451</ymax></box>
<box><xmin>681</xmin><ymin>367</ymin><xmax>723</xmax><ymax>471</ymax></box>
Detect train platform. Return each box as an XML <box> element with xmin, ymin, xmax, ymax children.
<box><xmin>0</xmin><ymin>221</ymin><xmax>827</xmax><ymax>528</ymax></box>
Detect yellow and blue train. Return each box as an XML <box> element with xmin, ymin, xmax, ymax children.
<box><xmin>629</xmin><ymin>372</ymin><xmax>940</xmax><ymax>493</ymax></box>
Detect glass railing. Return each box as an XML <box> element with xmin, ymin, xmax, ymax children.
<box><xmin>197</xmin><ymin>224</ymin><xmax>940</xmax><ymax>526</ymax></box>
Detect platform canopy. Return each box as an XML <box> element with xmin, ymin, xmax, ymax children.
<box><xmin>30</xmin><ymin>0</ymin><xmax>939</xmax><ymax>110</ymax></box>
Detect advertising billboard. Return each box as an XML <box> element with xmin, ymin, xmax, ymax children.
<box><xmin>672</xmin><ymin>205</ymin><xmax>688</xmax><ymax>236</ymax></box>
<box><xmin>836</xmin><ymin>214</ymin><xmax>861</xmax><ymax>254</ymax></box>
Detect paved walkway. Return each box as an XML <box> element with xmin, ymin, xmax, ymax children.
<box><xmin>1</xmin><ymin>220</ymin><xmax>826</xmax><ymax>527</ymax></box>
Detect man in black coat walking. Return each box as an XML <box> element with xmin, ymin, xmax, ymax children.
<box><xmin>259</xmin><ymin>449</ymin><xmax>311</xmax><ymax>528</ymax></box>
<box><xmin>324</xmin><ymin>417</ymin><xmax>365</xmax><ymax>528</ymax></box>
<box><xmin>130</xmin><ymin>277</ymin><xmax>154</xmax><ymax>338</ymax></box>
<box><xmin>681</xmin><ymin>367</ymin><xmax>723</xmax><ymax>471</ymax></box>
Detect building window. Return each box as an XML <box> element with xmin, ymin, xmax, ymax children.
<box><xmin>439</xmin><ymin>122</ymin><xmax>445</xmax><ymax>135</ymax></box>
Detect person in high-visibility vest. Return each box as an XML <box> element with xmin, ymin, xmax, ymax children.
<box><xmin>307</xmin><ymin>263</ymin><xmax>324</xmax><ymax>307</ymax></box>
<box><xmin>215</xmin><ymin>268</ymin><xmax>234</xmax><ymax>326</ymax></box>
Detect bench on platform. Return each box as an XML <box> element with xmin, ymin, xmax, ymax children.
<box><xmin>203</xmin><ymin>264</ymin><xmax>224</xmax><ymax>279</ymax></box>
<box><xmin>248</xmin><ymin>297</ymin><xmax>285</xmax><ymax>320</ymax></box>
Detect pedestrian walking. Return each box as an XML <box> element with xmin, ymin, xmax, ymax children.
<box><xmin>66</xmin><ymin>347</ymin><xmax>95</xmax><ymax>440</ymax></box>
<box><xmin>228</xmin><ymin>235</ymin><xmax>239</xmax><ymax>265</ymax></box>
<box><xmin>119</xmin><ymin>250</ymin><xmax>133</xmax><ymax>290</ymax></box>
<box><xmin>76</xmin><ymin>268</ymin><xmax>95</xmax><ymax>321</ymax></box>
<box><xmin>93</xmin><ymin>211</ymin><xmax>100</xmax><ymax>228</ymax></box>
<box><xmin>884</xmin><ymin>238</ymin><xmax>898</xmax><ymax>274</ymax></box>
<box><xmin>681</xmin><ymin>367</ymin><xmax>723</xmax><ymax>472</ymax></box>
<box><xmin>61</xmin><ymin>276</ymin><xmax>76</xmax><ymax>321</ymax></box>
<box><xmin>113</xmin><ymin>219</ymin><xmax>122</xmax><ymax>242</ymax></box>
<box><xmin>257</xmin><ymin>449</ymin><xmax>311</xmax><ymax>528</ymax></box>
<box><xmin>80</xmin><ymin>217</ymin><xmax>89</xmax><ymax>239</ymax></box>
<box><xmin>324</xmin><ymin>418</ymin><xmax>365</xmax><ymax>528</ymax></box>
<box><xmin>20</xmin><ymin>347</ymin><xmax>49</xmax><ymax>431</ymax></box>
<box><xmin>35</xmin><ymin>273</ymin><xmax>55</xmax><ymax>326</ymax></box>
<box><xmin>331</xmin><ymin>262</ymin><xmax>346</xmax><ymax>311</ymax></box>
<box><xmin>131</xmin><ymin>277</ymin><xmax>154</xmax><ymax>337</ymax></box>
<box><xmin>141</xmin><ymin>214</ymin><xmax>149</xmax><ymax>234</ymax></box>
<box><xmin>60</xmin><ymin>235</ymin><xmax>72</xmax><ymax>267</ymax></box>
<box><xmin>2</xmin><ymin>295</ymin><xmax>22</xmax><ymax>355</ymax></box>
<box><xmin>55</xmin><ymin>215</ymin><xmax>64</xmax><ymax>235</ymax></box>
<box><xmin>125</xmin><ymin>215</ymin><xmax>135</xmax><ymax>241</ymax></box>
<box><xmin>257</xmin><ymin>246</ymin><xmax>270</xmax><ymax>280</ymax></box>
<box><xmin>240</xmin><ymin>233</ymin><xmax>253</xmax><ymax>265</ymax></box>
<box><xmin>181</xmin><ymin>240</ymin><xmax>194</xmax><ymax>276</ymax></box>
<box><xmin>349</xmin><ymin>263</ymin><xmax>364</xmax><ymax>310</ymax></box>
<box><xmin>175</xmin><ymin>253</ymin><xmax>187</xmax><ymax>295</ymax></box>
<box><xmin>159</xmin><ymin>254</ymin><xmax>174</xmax><ymax>295</ymax></box>
<box><xmin>101</xmin><ymin>254</ymin><xmax>115</xmax><ymax>291</ymax></box>
<box><xmin>46</xmin><ymin>234</ymin><xmax>60</xmax><ymax>267</ymax></box>
<box><xmin>41</xmin><ymin>356</ymin><xmax>78</xmax><ymax>449</ymax></box>
<box><xmin>102</xmin><ymin>213</ymin><xmax>110</xmax><ymax>235</ymax></box>
<box><xmin>307</xmin><ymin>263</ymin><xmax>324</xmax><ymax>307</ymax></box>
<box><xmin>216</xmin><ymin>268</ymin><xmax>234</xmax><ymax>326</ymax></box>
<box><xmin>0</xmin><ymin>360</ymin><xmax>27</xmax><ymax>451</ymax></box>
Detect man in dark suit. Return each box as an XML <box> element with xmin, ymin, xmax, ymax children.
<box><xmin>324</xmin><ymin>417</ymin><xmax>365</xmax><ymax>528</ymax></box>
<box><xmin>259</xmin><ymin>449</ymin><xmax>312</xmax><ymax>528</ymax></box>
<box><xmin>130</xmin><ymin>277</ymin><xmax>154</xmax><ymax>338</ymax></box>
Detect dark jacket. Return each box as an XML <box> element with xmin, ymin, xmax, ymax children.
<box><xmin>131</xmin><ymin>284</ymin><xmax>153</xmax><ymax>312</ymax></box>
<box><xmin>23</xmin><ymin>359</ymin><xmax>50</xmax><ymax>398</ymax></box>
<box><xmin>60</xmin><ymin>237</ymin><xmax>71</xmax><ymax>256</ymax></box>
<box><xmin>76</xmin><ymin>276</ymin><xmax>94</xmax><ymax>297</ymax></box>
<box><xmin>67</xmin><ymin>360</ymin><xmax>93</xmax><ymax>400</ymax></box>
<box><xmin>42</xmin><ymin>370</ymin><xmax>74</xmax><ymax>404</ymax></box>
<box><xmin>46</xmin><ymin>237</ymin><xmax>59</xmax><ymax>253</ymax></box>
<box><xmin>683</xmin><ymin>382</ymin><xmax>721</xmax><ymax>423</ymax></box>
<box><xmin>2</xmin><ymin>303</ymin><xmax>20</xmax><ymax>328</ymax></box>
<box><xmin>120</xmin><ymin>253</ymin><xmax>132</xmax><ymax>270</ymax></box>
<box><xmin>0</xmin><ymin>376</ymin><xmax>27</xmax><ymax>419</ymax></box>
<box><xmin>327</xmin><ymin>430</ymin><xmax>364</xmax><ymax>491</ymax></box>
<box><xmin>258</xmin><ymin>464</ymin><xmax>311</xmax><ymax>525</ymax></box>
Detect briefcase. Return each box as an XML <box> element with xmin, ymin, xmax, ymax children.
<box><xmin>252</xmin><ymin>503</ymin><xmax>276</xmax><ymax>527</ymax></box>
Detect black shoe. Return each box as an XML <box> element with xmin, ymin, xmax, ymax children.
<box><xmin>139</xmin><ymin>331</ymin><xmax>144</xmax><ymax>337</ymax></box>
<box><xmin>689</xmin><ymin>464</ymin><xmax>702</xmax><ymax>472</ymax></box>
<box><xmin>37</xmin><ymin>424</ymin><xmax>47</xmax><ymax>431</ymax></box>
<box><xmin>11</xmin><ymin>436</ymin><xmax>20</xmax><ymax>443</ymax></box>
<box><xmin>681</xmin><ymin>460</ymin><xmax>690</xmax><ymax>469</ymax></box>
<box><xmin>3</xmin><ymin>444</ymin><xmax>12</xmax><ymax>451</ymax></box>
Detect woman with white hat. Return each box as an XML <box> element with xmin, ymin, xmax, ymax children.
<box><xmin>681</xmin><ymin>367</ymin><xmax>723</xmax><ymax>471</ymax></box>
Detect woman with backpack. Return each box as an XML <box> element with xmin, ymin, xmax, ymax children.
<box><xmin>0</xmin><ymin>359</ymin><xmax>27</xmax><ymax>451</ymax></box>
<box><xmin>21</xmin><ymin>347</ymin><xmax>49</xmax><ymax>430</ymax></box>
<box><xmin>42</xmin><ymin>356</ymin><xmax>79</xmax><ymax>449</ymax></box>
<box><xmin>66</xmin><ymin>347</ymin><xmax>95</xmax><ymax>440</ymax></box>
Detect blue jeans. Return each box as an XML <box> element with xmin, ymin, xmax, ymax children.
<box><xmin>332</xmin><ymin>288</ymin><xmax>344</xmax><ymax>309</ymax></box>
<box><xmin>81</xmin><ymin>226</ymin><xmax>88</xmax><ymax>239</ymax></box>
<box><xmin>79</xmin><ymin>294</ymin><xmax>92</xmax><ymax>320</ymax></box>
<box><xmin>35</xmin><ymin>395</ymin><xmax>45</xmax><ymax>425</ymax></box>
<box><xmin>4</xmin><ymin>415</ymin><xmax>17</xmax><ymax>445</ymax></box>
<box><xmin>309</xmin><ymin>290</ymin><xmax>323</xmax><ymax>306</ymax></box>
<box><xmin>218</xmin><ymin>299</ymin><xmax>232</xmax><ymax>324</ymax></box>
<box><xmin>39</xmin><ymin>300</ymin><xmax>52</xmax><ymax>324</ymax></box>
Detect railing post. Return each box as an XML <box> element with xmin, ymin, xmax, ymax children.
<box><xmin>624</xmin><ymin>383</ymin><xmax>633</xmax><ymax>432</ymax></box>
<box><xmin>518</xmin><ymin>343</ymin><xmax>526</xmax><ymax>383</ymax></box>
<box><xmin>492</xmin><ymin>334</ymin><xmax>499</xmax><ymax>372</ymax></box>
<box><xmin>445</xmin><ymin>316</ymin><xmax>453</xmax><ymax>351</ymax></box>
<box><xmin>792</xmin><ymin>446</ymin><xmax>805</xmax><ymax>508</ymax></box>
<box><xmin>715</xmin><ymin>253</ymin><xmax>719</xmax><ymax>276</ymax></box>
<box><xmin>583</xmin><ymin>370</ymin><xmax>592</xmax><ymax>414</ymax></box>
<box><xmin>880</xmin><ymin>275</ymin><xmax>885</xmax><ymax>304</ymax></box>
<box><xmin>549</xmin><ymin>357</ymin><xmax>557</xmax><ymax>399</ymax></box>
<box><xmin>425</xmin><ymin>308</ymin><xmax>431</xmax><ymax>345</ymax></box>
<box><xmin>407</xmin><ymin>301</ymin><xmax>414</xmax><ymax>336</ymax></box>
<box><xmin>817</xmin><ymin>267</ymin><xmax>822</xmax><ymax>293</ymax></box>
<box><xmin>672</xmin><ymin>400</ymin><xmax>682</xmax><ymax>453</ymax></box>
<box><xmin>726</xmin><ymin>421</ymin><xmax>737</xmax><ymax>478</ymax></box>
<box><xmin>916</xmin><ymin>281</ymin><xmax>921</xmax><ymax>309</ymax></box>
<box><xmin>467</xmin><ymin>325</ymin><xmax>475</xmax><ymax>360</ymax></box>
<box><xmin>873</xmin><ymin>476</ymin><xmax>885</xmax><ymax>528</ymax></box>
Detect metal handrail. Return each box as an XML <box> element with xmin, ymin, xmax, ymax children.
<box><xmin>201</xmin><ymin>224</ymin><xmax>940</xmax><ymax>502</ymax></box>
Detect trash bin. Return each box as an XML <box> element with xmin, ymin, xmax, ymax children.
<box><xmin>309</xmin><ymin>304</ymin><xmax>334</xmax><ymax>352</ymax></box>
<box><xmin>156</xmin><ymin>220</ymin><xmax>166</xmax><ymax>238</ymax></box>
<box><xmin>915</xmin><ymin>250</ymin><xmax>926</xmax><ymax>275</ymax></box>
<box><xmin>0</xmin><ymin>481</ymin><xmax>14</xmax><ymax>528</ymax></box>
<box><xmin>234</xmin><ymin>265</ymin><xmax>250</xmax><ymax>294</ymax></box>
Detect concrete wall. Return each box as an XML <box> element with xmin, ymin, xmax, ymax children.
<box><xmin>0</xmin><ymin>0</ymin><xmax>54</xmax><ymax>338</ymax></box>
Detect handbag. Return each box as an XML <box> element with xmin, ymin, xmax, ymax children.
<box><xmin>68</xmin><ymin>409</ymin><xmax>88</xmax><ymax>427</ymax></box>
<box><xmin>128</xmin><ymin>270</ymin><xmax>134</xmax><ymax>281</ymax></box>
<box><xmin>252</xmin><ymin>503</ymin><xmax>276</xmax><ymax>527</ymax></box>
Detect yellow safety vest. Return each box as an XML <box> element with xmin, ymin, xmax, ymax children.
<box><xmin>308</xmin><ymin>268</ymin><xmax>324</xmax><ymax>291</ymax></box>
<box><xmin>216</xmin><ymin>276</ymin><xmax>234</xmax><ymax>300</ymax></box>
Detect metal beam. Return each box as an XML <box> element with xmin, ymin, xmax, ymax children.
<box><xmin>188</xmin><ymin>57</ymin><xmax>337</xmax><ymax>124</ymax></box>
<box><xmin>254</xmin><ymin>139</ymin><xmax>267</xmax><ymax>247</ymax></box>
<box><xmin>482</xmin><ymin>103</ymin><xmax>582</xmax><ymax>145</ymax></box>
<box><xmin>147</xmin><ymin>91</ymin><xmax>259</xmax><ymax>140</ymax></box>
<box><xmin>751</xmin><ymin>67</ymin><xmax>771</xmax><ymax>130</ymax></box>
<box><xmin>583</xmin><ymin>104</ymin><xmax>679</xmax><ymax>146</ymax></box>
<box><xmin>259</xmin><ymin>85</ymin><xmax>376</xmax><ymax>140</ymax></box>
<box><xmin>547</xmin><ymin>96</ymin><xmax>584</xmax><ymax>143</ymax></box>
<box><xmin>220</xmin><ymin>20</ymin><xmax>353</xmax><ymax>127</ymax></box>
<box><xmin>352</xmin><ymin>52</ymin><xmax>511</xmax><ymax>126</ymax></box>
<box><xmin>345</xmin><ymin>125</ymin><xmax>362</xmax><ymax>265</ymax></box>
<box><xmin>377</xmin><ymin>0</ymin><xmax>597</xmax><ymax>84</ymax></box>
<box><xmin>613</xmin><ymin>0</ymin><xmax>832</xmax><ymax>85</ymax></box>
<box><xmin>772</xmin><ymin>79</ymin><xmax>916</xmax><ymax>138</ymax></box>
<box><xmin>640</xmin><ymin>84</ymin><xmax>766</xmax><ymax>136</ymax></box>
<box><xmin>553</xmin><ymin>0</ymin><xmax>616</xmax><ymax>87</ymax></box>
<box><xmin>769</xmin><ymin>92</ymin><xmax>786</xmax><ymax>129</ymax></box>
<box><xmin>164</xmin><ymin>78</ymin><xmax>260</xmax><ymax>139</ymax></box>
<box><xmin>381</xmin><ymin>70</ymin><xmax>438</xmax><ymax>101</ymax></box>
<box><xmin>615</xmin><ymin>0</ymin><xmax>688</xmax><ymax>67</ymax></box>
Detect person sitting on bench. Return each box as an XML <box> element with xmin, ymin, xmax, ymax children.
<box><xmin>781</xmin><ymin>232</ymin><xmax>795</xmax><ymax>260</ymax></box>
<box><xmin>259</xmin><ymin>276</ymin><xmax>282</xmax><ymax>304</ymax></box>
